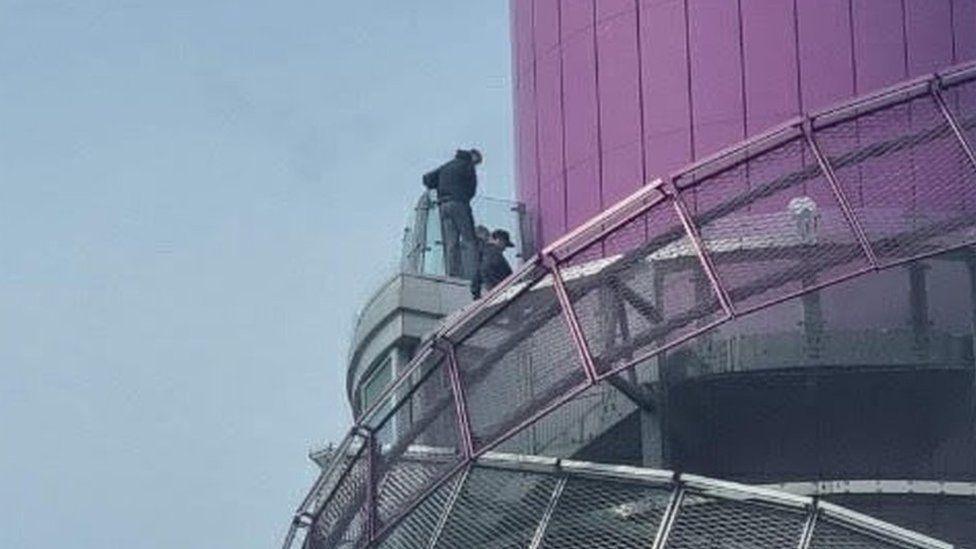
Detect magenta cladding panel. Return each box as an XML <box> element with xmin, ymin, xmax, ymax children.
<box><xmin>512</xmin><ymin>0</ymin><xmax>976</xmax><ymax>250</ymax></box>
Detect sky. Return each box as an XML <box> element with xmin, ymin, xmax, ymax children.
<box><xmin>0</xmin><ymin>1</ymin><xmax>513</xmax><ymax>547</ymax></box>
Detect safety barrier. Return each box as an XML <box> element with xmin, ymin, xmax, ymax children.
<box><xmin>286</xmin><ymin>61</ymin><xmax>976</xmax><ymax>548</ymax></box>
<box><xmin>304</xmin><ymin>451</ymin><xmax>953</xmax><ymax>549</ymax></box>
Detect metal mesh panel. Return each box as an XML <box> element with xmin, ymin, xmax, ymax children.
<box><xmin>307</xmin><ymin>437</ymin><xmax>370</xmax><ymax>549</ymax></box>
<box><xmin>539</xmin><ymin>477</ymin><xmax>671</xmax><ymax>548</ymax></box>
<box><xmin>434</xmin><ymin>466</ymin><xmax>559</xmax><ymax>549</ymax></box>
<box><xmin>809</xmin><ymin>518</ymin><xmax>909</xmax><ymax>549</ymax></box>
<box><xmin>372</xmin><ymin>356</ymin><xmax>464</xmax><ymax>529</ymax></box>
<box><xmin>943</xmin><ymin>75</ymin><xmax>976</xmax><ymax>153</ymax></box>
<box><xmin>550</xmin><ymin>189</ymin><xmax>668</xmax><ymax>268</ymax></box>
<box><xmin>560</xmin><ymin>198</ymin><xmax>726</xmax><ymax>376</ymax></box>
<box><xmin>453</xmin><ymin>266</ymin><xmax>589</xmax><ymax>452</ymax></box>
<box><xmin>676</xmin><ymin>132</ymin><xmax>870</xmax><ymax>314</ymax></box>
<box><xmin>375</xmin><ymin>469</ymin><xmax>464</xmax><ymax>549</ymax></box>
<box><xmin>663</xmin><ymin>491</ymin><xmax>807</xmax><ymax>548</ymax></box>
<box><xmin>490</xmin><ymin>381</ymin><xmax>637</xmax><ymax>460</ymax></box>
<box><xmin>814</xmin><ymin>91</ymin><xmax>976</xmax><ymax>265</ymax></box>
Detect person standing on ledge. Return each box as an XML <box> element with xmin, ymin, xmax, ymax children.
<box><xmin>471</xmin><ymin>229</ymin><xmax>514</xmax><ymax>299</ymax></box>
<box><xmin>422</xmin><ymin>148</ymin><xmax>482</xmax><ymax>279</ymax></box>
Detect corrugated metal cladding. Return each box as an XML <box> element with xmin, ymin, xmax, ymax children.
<box><xmin>512</xmin><ymin>0</ymin><xmax>976</xmax><ymax>249</ymax></box>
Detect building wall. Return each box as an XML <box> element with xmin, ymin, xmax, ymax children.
<box><xmin>512</xmin><ymin>0</ymin><xmax>976</xmax><ymax>249</ymax></box>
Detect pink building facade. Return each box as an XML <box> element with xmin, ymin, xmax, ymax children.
<box><xmin>513</xmin><ymin>0</ymin><xmax>976</xmax><ymax>247</ymax></box>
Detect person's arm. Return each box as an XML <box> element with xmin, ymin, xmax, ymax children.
<box><xmin>422</xmin><ymin>167</ymin><xmax>439</xmax><ymax>190</ymax></box>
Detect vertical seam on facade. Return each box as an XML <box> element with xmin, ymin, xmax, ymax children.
<box><xmin>847</xmin><ymin>0</ymin><xmax>862</xmax><ymax>204</ymax></box>
<box><xmin>634</xmin><ymin>0</ymin><xmax>650</xmax><ymax>243</ymax></box>
<box><xmin>592</xmin><ymin>0</ymin><xmax>605</xmax><ymax>210</ymax></box>
<box><xmin>792</xmin><ymin>0</ymin><xmax>807</xmax><ymax>195</ymax></box>
<box><xmin>635</xmin><ymin>0</ymin><xmax>649</xmax><ymax>188</ymax></box>
<box><xmin>736</xmin><ymin>0</ymin><xmax>749</xmax><ymax>204</ymax></box>
<box><xmin>531</xmin><ymin>0</ymin><xmax>543</xmax><ymax>244</ymax></box>
<box><xmin>793</xmin><ymin>0</ymin><xmax>804</xmax><ymax>113</ymax></box>
<box><xmin>737</xmin><ymin>0</ymin><xmax>747</xmax><ymax>138</ymax></box>
<box><xmin>557</xmin><ymin>0</ymin><xmax>568</xmax><ymax>235</ymax></box>
<box><xmin>900</xmin><ymin>0</ymin><xmax>917</xmax><ymax>221</ymax></box>
<box><xmin>950</xmin><ymin>0</ymin><xmax>958</xmax><ymax>64</ymax></box>
<box><xmin>848</xmin><ymin>0</ymin><xmax>858</xmax><ymax>94</ymax></box>
<box><xmin>510</xmin><ymin>0</ymin><xmax>519</xmax><ymax>205</ymax></box>
<box><xmin>901</xmin><ymin>0</ymin><xmax>909</xmax><ymax>78</ymax></box>
<box><xmin>684</xmin><ymin>0</ymin><xmax>695</xmax><ymax>160</ymax></box>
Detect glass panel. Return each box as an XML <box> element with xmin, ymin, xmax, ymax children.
<box><xmin>425</xmin><ymin>193</ymin><xmax>446</xmax><ymax>275</ymax></box>
<box><xmin>401</xmin><ymin>191</ymin><xmax>530</xmax><ymax>278</ymax></box>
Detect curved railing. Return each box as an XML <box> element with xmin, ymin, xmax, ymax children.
<box><xmin>285</xmin><ymin>61</ymin><xmax>976</xmax><ymax>548</ymax></box>
<box><xmin>319</xmin><ymin>451</ymin><xmax>951</xmax><ymax>549</ymax></box>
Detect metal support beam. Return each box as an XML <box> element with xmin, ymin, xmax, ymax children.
<box><xmin>667</xmin><ymin>183</ymin><xmax>736</xmax><ymax>318</ymax></box>
<box><xmin>425</xmin><ymin>467</ymin><xmax>471</xmax><ymax>549</ymax></box>
<box><xmin>796</xmin><ymin>500</ymin><xmax>819</xmax><ymax>549</ymax></box>
<box><xmin>280</xmin><ymin>521</ymin><xmax>301</xmax><ymax>549</ymax></box>
<box><xmin>650</xmin><ymin>481</ymin><xmax>685</xmax><ymax>549</ymax></box>
<box><xmin>527</xmin><ymin>476</ymin><xmax>568</xmax><ymax>549</ymax></box>
<box><xmin>803</xmin><ymin>119</ymin><xmax>880</xmax><ymax>269</ymax></box>
<box><xmin>606</xmin><ymin>374</ymin><xmax>657</xmax><ymax>412</ymax></box>
<box><xmin>931</xmin><ymin>80</ymin><xmax>976</xmax><ymax>172</ymax></box>
<box><xmin>547</xmin><ymin>255</ymin><xmax>600</xmax><ymax>382</ymax></box>
<box><xmin>445</xmin><ymin>342</ymin><xmax>476</xmax><ymax>459</ymax></box>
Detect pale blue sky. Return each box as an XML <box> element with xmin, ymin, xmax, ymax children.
<box><xmin>0</xmin><ymin>1</ymin><xmax>513</xmax><ymax>547</ymax></box>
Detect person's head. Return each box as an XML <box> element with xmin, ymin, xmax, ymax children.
<box><xmin>456</xmin><ymin>148</ymin><xmax>483</xmax><ymax>165</ymax></box>
<box><xmin>489</xmin><ymin>229</ymin><xmax>515</xmax><ymax>249</ymax></box>
<box><xmin>475</xmin><ymin>225</ymin><xmax>490</xmax><ymax>242</ymax></box>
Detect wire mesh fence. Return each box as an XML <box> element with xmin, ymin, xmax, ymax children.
<box><xmin>289</xmin><ymin>62</ymin><xmax>976</xmax><ymax>549</ymax></box>
<box><xmin>311</xmin><ymin>456</ymin><xmax>949</xmax><ymax>549</ymax></box>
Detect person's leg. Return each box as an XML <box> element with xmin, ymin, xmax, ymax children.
<box><xmin>439</xmin><ymin>201</ymin><xmax>462</xmax><ymax>277</ymax></box>
<box><xmin>456</xmin><ymin>203</ymin><xmax>478</xmax><ymax>280</ymax></box>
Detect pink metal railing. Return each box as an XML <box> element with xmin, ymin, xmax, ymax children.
<box><xmin>286</xmin><ymin>61</ymin><xmax>976</xmax><ymax>549</ymax></box>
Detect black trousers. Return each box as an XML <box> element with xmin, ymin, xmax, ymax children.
<box><xmin>439</xmin><ymin>200</ymin><xmax>478</xmax><ymax>279</ymax></box>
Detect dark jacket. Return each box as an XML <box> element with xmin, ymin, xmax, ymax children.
<box><xmin>422</xmin><ymin>151</ymin><xmax>478</xmax><ymax>203</ymax></box>
<box><xmin>471</xmin><ymin>241</ymin><xmax>513</xmax><ymax>298</ymax></box>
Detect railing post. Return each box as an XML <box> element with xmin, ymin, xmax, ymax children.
<box><xmin>545</xmin><ymin>253</ymin><xmax>600</xmax><ymax>382</ymax></box>
<box><xmin>365</xmin><ymin>429</ymin><xmax>379</xmax><ymax>543</ymax></box>
<box><xmin>650</xmin><ymin>476</ymin><xmax>685</xmax><ymax>549</ymax></box>
<box><xmin>796</xmin><ymin>499</ymin><xmax>820</xmax><ymax>549</ymax></box>
<box><xmin>527</xmin><ymin>476</ymin><xmax>568</xmax><ymax>549</ymax></box>
<box><xmin>444</xmin><ymin>341</ymin><xmax>476</xmax><ymax>459</ymax></box>
<box><xmin>802</xmin><ymin>118</ymin><xmax>880</xmax><ymax>269</ymax></box>
<box><xmin>930</xmin><ymin>79</ymin><xmax>976</xmax><ymax>172</ymax></box>
<box><xmin>666</xmin><ymin>181</ymin><xmax>735</xmax><ymax>318</ymax></box>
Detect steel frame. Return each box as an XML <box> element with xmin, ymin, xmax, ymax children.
<box><xmin>667</xmin><ymin>180</ymin><xmax>735</xmax><ymax>318</ymax></box>
<box><xmin>546</xmin><ymin>255</ymin><xmax>599</xmax><ymax>383</ymax></box>
<box><xmin>424</xmin><ymin>467</ymin><xmax>470</xmax><ymax>549</ymax></box>
<box><xmin>445</xmin><ymin>342</ymin><xmax>475</xmax><ymax>458</ymax></box>
<box><xmin>650</xmin><ymin>482</ymin><xmax>684</xmax><ymax>549</ymax></box>
<box><xmin>361</xmin><ymin>455</ymin><xmax>954</xmax><ymax>549</ymax></box>
<box><xmin>803</xmin><ymin>118</ymin><xmax>880</xmax><ymax>268</ymax></box>
<box><xmin>526</xmin><ymin>476</ymin><xmax>567</xmax><ymax>549</ymax></box>
<box><xmin>795</xmin><ymin>501</ymin><xmax>819</xmax><ymax>549</ymax></box>
<box><xmin>292</xmin><ymin>61</ymin><xmax>976</xmax><ymax>549</ymax></box>
<box><xmin>931</xmin><ymin>79</ymin><xmax>976</xmax><ymax>172</ymax></box>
